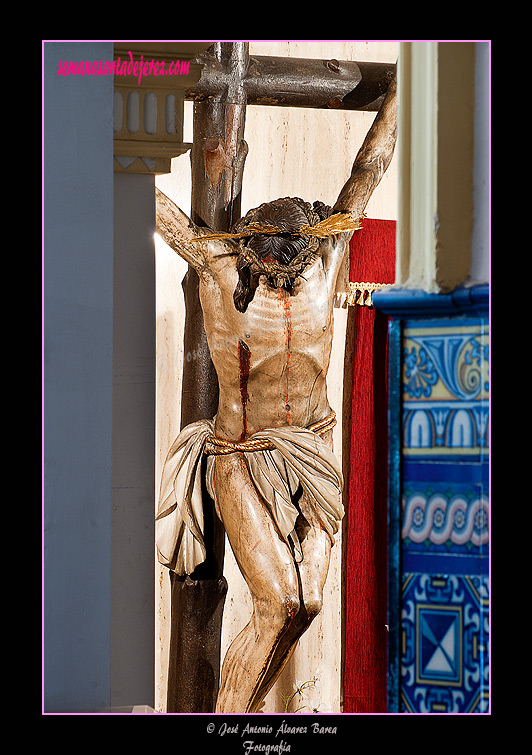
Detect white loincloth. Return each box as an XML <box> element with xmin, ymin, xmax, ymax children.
<box><xmin>156</xmin><ymin>419</ymin><xmax>344</xmax><ymax>576</ymax></box>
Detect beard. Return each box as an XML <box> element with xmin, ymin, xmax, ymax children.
<box><xmin>232</xmin><ymin>197</ymin><xmax>332</xmax><ymax>313</ymax></box>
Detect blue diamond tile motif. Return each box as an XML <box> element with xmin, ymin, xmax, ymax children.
<box><xmin>401</xmin><ymin>574</ymin><xmax>489</xmax><ymax>712</ymax></box>
<box><xmin>418</xmin><ymin>606</ymin><xmax>461</xmax><ymax>685</ymax></box>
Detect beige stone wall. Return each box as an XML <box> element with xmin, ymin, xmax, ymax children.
<box><xmin>155</xmin><ymin>40</ymin><xmax>398</xmax><ymax>713</ymax></box>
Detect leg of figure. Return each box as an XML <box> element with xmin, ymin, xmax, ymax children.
<box><xmin>247</xmin><ymin>491</ymin><xmax>332</xmax><ymax>711</ymax></box>
<box><xmin>212</xmin><ymin>453</ymin><xmax>301</xmax><ymax>714</ymax></box>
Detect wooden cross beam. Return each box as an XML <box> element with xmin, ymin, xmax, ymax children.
<box><xmin>186</xmin><ymin>47</ymin><xmax>395</xmax><ymax>112</ymax></box>
<box><xmin>165</xmin><ymin>41</ymin><xmax>395</xmax><ymax>714</ymax></box>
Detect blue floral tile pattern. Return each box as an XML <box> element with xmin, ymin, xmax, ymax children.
<box><xmin>402</xmin><ymin>320</ymin><xmax>489</xmax><ymax>458</ymax></box>
<box><xmin>403</xmin><ymin>492</ymin><xmax>488</xmax><ymax>547</ymax></box>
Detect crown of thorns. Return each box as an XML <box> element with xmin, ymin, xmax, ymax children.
<box><xmin>194</xmin><ymin>211</ymin><xmax>364</xmax><ymax>242</ymax></box>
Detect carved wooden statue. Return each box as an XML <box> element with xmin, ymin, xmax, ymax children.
<box><xmin>155</xmin><ymin>72</ymin><xmax>397</xmax><ymax>713</ymax></box>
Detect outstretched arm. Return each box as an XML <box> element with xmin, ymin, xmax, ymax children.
<box><xmin>333</xmin><ymin>71</ymin><xmax>397</xmax><ymax>218</ymax></box>
<box><xmin>155</xmin><ymin>187</ymin><xmax>208</xmax><ymax>270</ymax></box>
<box><xmin>323</xmin><ymin>71</ymin><xmax>397</xmax><ymax>289</ymax></box>
<box><xmin>156</xmin><ymin>187</ymin><xmax>237</xmax><ymax>274</ymax></box>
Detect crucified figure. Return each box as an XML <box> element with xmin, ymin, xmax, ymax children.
<box><xmin>156</xmin><ymin>73</ymin><xmax>397</xmax><ymax>713</ymax></box>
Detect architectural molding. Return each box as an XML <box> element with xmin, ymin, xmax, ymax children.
<box><xmin>396</xmin><ymin>42</ymin><xmax>476</xmax><ymax>292</ymax></box>
<box><xmin>372</xmin><ymin>283</ymin><xmax>489</xmax><ymax>319</ymax></box>
<box><xmin>113</xmin><ymin>43</ymin><xmax>211</xmax><ymax>174</ymax></box>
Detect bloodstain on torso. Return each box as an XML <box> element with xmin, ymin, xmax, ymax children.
<box><xmin>279</xmin><ymin>288</ymin><xmax>292</xmax><ymax>424</ymax></box>
<box><xmin>238</xmin><ymin>339</ymin><xmax>251</xmax><ymax>440</ymax></box>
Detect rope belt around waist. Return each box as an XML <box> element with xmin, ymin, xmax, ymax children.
<box><xmin>204</xmin><ymin>411</ymin><xmax>337</xmax><ymax>456</ymax></box>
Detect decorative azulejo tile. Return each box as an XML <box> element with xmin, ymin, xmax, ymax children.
<box><xmin>401</xmin><ymin>464</ymin><xmax>489</xmax><ymax>576</ymax></box>
<box><xmin>397</xmin><ymin>314</ymin><xmax>489</xmax><ymax>713</ymax></box>
<box><xmin>401</xmin><ymin>573</ymin><xmax>489</xmax><ymax>713</ymax></box>
<box><xmin>402</xmin><ymin>319</ymin><xmax>489</xmax><ymax>460</ymax></box>
<box><xmin>403</xmin><ymin>489</ymin><xmax>488</xmax><ymax>550</ymax></box>
<box><xmin>378</xmin><ymin>289</ymin><xmax>490</xmax><ymax>713</ymax></box>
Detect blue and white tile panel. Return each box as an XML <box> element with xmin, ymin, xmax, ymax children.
<box><xmin>399</xmin><ymin>317</ymin><xmax>489</xmax><ymax>713</ymax></box>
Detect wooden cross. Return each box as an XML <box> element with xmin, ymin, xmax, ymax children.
<box><xmin>164</xmin><ymin>41</ymin><xmax>395</xmax><ymax>713</ymax></box>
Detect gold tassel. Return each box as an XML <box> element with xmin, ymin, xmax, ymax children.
<box><xmin>347</xmin><ymin>282</ymin><xmax>387</xmax><ymax>308</ymax></box>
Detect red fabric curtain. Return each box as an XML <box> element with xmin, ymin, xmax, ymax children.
<box><xmin>343</xmin><ymin>218</ymin><xmax>396</xmax><ymax>713</ymax></box>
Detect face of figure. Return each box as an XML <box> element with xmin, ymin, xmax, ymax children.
<box><xmin>232</xmin><ymin>197</ymin><xmax>332</xmax><ymax>312</ymax></box>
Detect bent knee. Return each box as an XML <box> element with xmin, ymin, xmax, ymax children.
<box><xmin>260</xmin><ymin>592</ymin><xmax>300</xmax><ymax>633</ymax></box>
<box><xmin>277</xmin><ymin>594</ymin><xmax>300</xmax><ymax>625</ymax></box>
<box><xmin>303</xmin><ymin>595</ymin><xmax>323</xmax><ymax>620</ymax></box>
